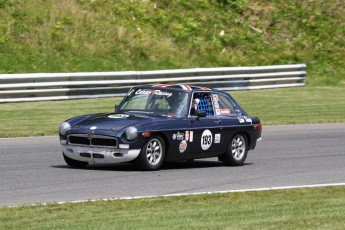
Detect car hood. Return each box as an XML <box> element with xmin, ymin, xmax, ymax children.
<box><xmin>72</xmin><ymin>113</ymin><xmax>151</xmax><ymax>132</ymax></box>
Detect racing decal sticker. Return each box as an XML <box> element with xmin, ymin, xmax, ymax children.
<box><xmin>189</xmin><ymin>131</ymin><xmax>193</xmax><ymax>142</ymax></box>
<box><xmin>213</xmin><ymin>94</ymin><xmax>220</xmax><ymax>115</ymax></box>
<box><xmin>108</xmin><ymin>114</ymin><xmax>129</xmax><ymax>118</ymax></box>
<box><xmin>176</xmin><ymin>132</ymin><xmax>184</xmax><ymax>141</ymax></box>
<box><xmin>135</xmin><ymin>89</ymin><xmax>151</xmax><ymax>95</ymax></box>
<box><xmin>244</xmin><ymin>116</ymin><xmax>252</xmax><ymax>124</ymax></box>
<box><xmin>214</xmin><ymin>134</ymin><xmax>221</xmax><ymax>143</ymax></box>
<box><xmin>238</xmin><ymin>117</ymin><xmax>245</xmax><ymax>123</ymax></box>
<box><xmin>201</xmin><ymin>129</ymin><xmax>213</xmax><ymax>150</ymax></box>
<box><xmin>220</xmin><ymin>109</ymin><xmax>231</xmax><ymax>115</ymax></box>
<box><xmin>135</xmin><ymin>89</ymin><xmax>172</xmax><ymax>97</ymax></box>
<box><xmin>179</xmin><ymin>140</ymin><xmax>187</xmax><ymax>153</ymax></box>
<box><xmin>185</xmin><ymin>131</ymin><xmax>189</xmax><ymax>142</ymax></box>
<box><xmin>152</xmin><ymin>90</ymin><xmax>172</xmax><ymax>97</ymax></box>
<box><xmin>154</xmin><ymin>84</ymin><xmax>173</xmax><ymax>88</ymax></box>
<box><xmin>178</xmin><ymin>85</ymin><xmax>192</xmax><ymax>90</ymax></box>
<box><xmin>172</xmin><ymin>133</ymin><xmax>177</xmax><ymax>140</ymax></box>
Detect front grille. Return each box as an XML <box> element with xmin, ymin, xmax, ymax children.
<box><xmin>68</xmin><ymin>134</ymin><xmax>117</xmax><ymax>148</ymax></box>
<box><xmin>69</xmin><ymin>136</ymin><xmax>90</xmax><ymax>145</ymax></box>
<box><xmin>92</xmin><ymin>137</ymin><xmax>117</xmax><ymax>147</ymax></box>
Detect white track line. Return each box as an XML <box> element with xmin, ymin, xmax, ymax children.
<box><xmin>8</xmin><ymin>182</ymin><xmax>345</xmax><ymax>208</ymax></box>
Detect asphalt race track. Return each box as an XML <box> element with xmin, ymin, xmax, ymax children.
<box><xmin>1</xmin><ymin>123</ymin><xmax>345</xmax><ymax>206</ymax></box>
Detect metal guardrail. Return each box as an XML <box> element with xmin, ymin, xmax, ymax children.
<box><xmin>0</xmin><ymin>64</ymin><xmax>306</xmax><ymax>103</ymax></box>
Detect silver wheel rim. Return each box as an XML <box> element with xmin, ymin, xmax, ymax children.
<box><xmin>146</xmin><ymin>138</ymin><xmax>163</xmax><ymax>166</ymax></box>
<box><xmin>231</xmin><ymin>135</ymin><xmax>245</xmax><ymax>160</ymax></box>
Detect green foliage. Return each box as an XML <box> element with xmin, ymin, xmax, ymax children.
<box><xmin>0</xmin><ymin>0</ymin><xmax>344</xmax><ymax>85</ymax></box>
<box><xmin>216</xmin><ymin>0</ymin><xmax>248</xmax><ymax>13</ymax></box>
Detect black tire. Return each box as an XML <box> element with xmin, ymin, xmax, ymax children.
<box><xmin>63</xmin><ymin>153</ymin><xmax>89</xmax><ymax>168</ymax></box>
<box><xmin>220</xmin><ymin>133</ymin><xmax>248</xmax><ymax>166</ymax></box>
<box><xmin>135</xmin><ymin>135</ymin><xmax>165</xmax><ymax>171</ymax></box>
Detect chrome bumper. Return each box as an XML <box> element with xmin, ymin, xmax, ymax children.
<box><xmin>61</xmin><ymin>144</ymin><xmax>141</xmax><ymax>164</ymax></box>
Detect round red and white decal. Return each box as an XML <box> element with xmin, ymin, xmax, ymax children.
<box><xmin>201</xmin><ymin>129</ymin><xmax>213</xmax><ymax>150</ymax></box>
<box><xmin>179</xmin><ymin>140</ymin><xmax>187</xmax><ymax>153</ymax></box>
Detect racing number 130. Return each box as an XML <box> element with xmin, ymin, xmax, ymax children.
<box><xmin>201</xmin><ymin>129</ymin><xmax>213</xmax><ymax>150</ymax></box>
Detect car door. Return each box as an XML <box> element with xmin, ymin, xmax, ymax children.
<box><xmin>187</xmin><ymin>92</ymin><xmax>223</xmax><ymax>159</ymax></box>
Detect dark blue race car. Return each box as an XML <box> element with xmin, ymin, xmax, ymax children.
<box><xmin>59</xmin><ymin>84</ymin><xmax>262</xmax><ymax>170</ymax></box>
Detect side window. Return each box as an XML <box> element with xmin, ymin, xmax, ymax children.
<box><xmin>190</xmin><ymin>93</ymin><xmax>214</xmax><ymax>116</ymax></box>
<box><xmin>213</xmin><ymin>93</ymin><xmax>240</xmax><ymax>115</ymax></box>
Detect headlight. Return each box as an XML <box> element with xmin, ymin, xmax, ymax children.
<box><xmin>59</xmin><ymin>122</ymin><xmax>71</xmax><ymax>136</ymax></box>
<box><xmin>125</xmin><ymin>126</ymin><xmax>138</xmax><ymax>141</ymax></box>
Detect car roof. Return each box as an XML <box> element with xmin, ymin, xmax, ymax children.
<box><xmin>133</xmin><ymin>84</ymin><xmax>220</xmax><ymax>93</ymax></box>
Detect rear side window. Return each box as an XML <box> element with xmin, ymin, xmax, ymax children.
<box><xmin>190</xmin><ymin>92</ymin><xmax>214</xmax><ymax>116</ymax></box>
<box><xmin>213</xmin><ymin>93</ymin><xmax>240</xmax><ymax>116</ymax></box>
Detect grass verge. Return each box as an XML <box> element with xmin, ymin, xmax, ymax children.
<box><xmin>1</xmin><ymin>186</ymin><xmax>345</xmax><ymax>229</ymax></box>
<box><xmin>0</xmin><ymin>86</ymin><xmax>344</xmax><ymax>137</ymax></box>
<box><xmin>231</xmin><ymin>86</ymin><xmax>345</xmax><ymax>125</ymax></box>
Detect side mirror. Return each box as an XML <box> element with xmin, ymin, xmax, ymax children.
<box><xmin>196</xmin><ymin>110</ymin><xmax>207</xmax><ymax>118</ymax></box>
<box><xmin>114</xmin><ymin>105</ymin><xmax>118</xmax><ymax>112</ymax></box>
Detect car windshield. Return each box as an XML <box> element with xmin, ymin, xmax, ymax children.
<box><xmin>119</xmin><ymin>88</ymin><xmax>189</xmax><ymax>117</ymax></box>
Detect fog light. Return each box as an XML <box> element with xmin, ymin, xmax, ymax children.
<box><xmin>60</xmin><ymin>139</ymin><xmax>67</xmax><ymax>145</ymax></box>
<box><xmin>119</xmin><ymin>144</ymin><xmax>129</xmax><ymax>149</ymax></box>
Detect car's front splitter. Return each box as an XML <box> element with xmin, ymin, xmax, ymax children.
<box><xmin>61</xmin><ymin>145</ymin><xmax>141</xmax><ymax>164</ymax></box>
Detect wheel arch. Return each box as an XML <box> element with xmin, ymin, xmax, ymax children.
<box><xmin>147</xmin><ymin>131</ymin><xmax>170</xmax><ymax>161</ymax></box>
<box><xmin>134</xmin><ymin>132</ymin><xmax>167</xmax><ymax>171</ymax></box>
<box><xmin>150</xmin><ymin>131</ymin><xmax>169</xmax><ymax>160</ymax></box>
<box><xmin>231</xmin><ymin>131</ymin><xmax>250</xmax><ymax>147</ymax></box>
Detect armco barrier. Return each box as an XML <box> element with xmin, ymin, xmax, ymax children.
<box><xmin>0</xmin><ymin>64</ymin><xmax>306</xmax><ymax>103</ymax></box>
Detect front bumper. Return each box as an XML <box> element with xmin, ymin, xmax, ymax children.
<box><xmin>61</xmin><ymin>144</ymin><xmax>141</xmax><ymax>164</ymax></box>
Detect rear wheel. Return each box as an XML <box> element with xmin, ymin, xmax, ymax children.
<box><xmin>220</xmin><ymin>134</ymin><xmax>248</xmax><ymax>166</ymax></box>
<box><xmin>135</xmin><ymin>135</ymin><xmax>165</xmax><ymax>171</ymax></box>
<box><xmin>63</xmin><ymin>153</ymin><xmax>89</xmax><ymax>168</ymax></box>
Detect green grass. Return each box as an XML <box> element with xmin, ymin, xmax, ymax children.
<box><xmin>231</xmin><ymin>86</ymin><xmax>345</xmax><ymax>125</ymax></box>
<box><xmin>1</xmin><ymin>186</ymin><xmax>345</xmax><ymax>229</ymax></box>
<box><xmin>0</xmin><ymin>86</ymin><xmax>344</xmax><ymax>138</ymax></box>
<box><xmin>0</xmin><ymin>97</ymin><xmax>122</xmax><ymax>137</ymax></box>
<box><xmin>0</xmin><ymin>0</ymin><xmax>344</xmax><ymax>86</ymax></box>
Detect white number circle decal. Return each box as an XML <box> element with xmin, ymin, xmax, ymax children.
<box><xmin>201</xmin><ymin>129</ymin><xmax>213</xmax><ymax>150</ymax></box>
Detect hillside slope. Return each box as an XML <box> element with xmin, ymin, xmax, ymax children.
<box><xmin>0</xmin><ymin>0</ymin><xmax>344</xmax><ymax>85</ymax></box>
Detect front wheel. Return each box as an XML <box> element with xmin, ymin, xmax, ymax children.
<box><xmin>220</xmin><ymin>134</ymin><xmax>248</xmax><ymax>166</ymax></box>
<box><xmin>135</xmin><ymin>135</ymin><xmax>165</xmax><ymax>171</ymax></box>
<box><xmin>63</xmin><ymin>153</ymin><xmax>89</xmax><ymax>168</ymax></box>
